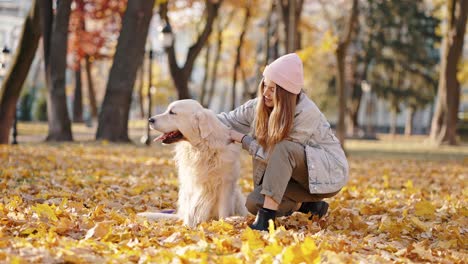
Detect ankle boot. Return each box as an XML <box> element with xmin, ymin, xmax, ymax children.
<box><xmin>298</xmin><ymin>201</ymin><xmax>329</xmax><ymax>219</ymax></box>
<box><xmin>249</xmin><ymin>207</ymin><xmax>276</xmax><ymax>231</ymax></box>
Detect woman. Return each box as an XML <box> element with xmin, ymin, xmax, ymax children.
<box><xmin>218</xmin><ymin>53</ymin><xmax>349</xmax><ymax>231</ymax></box>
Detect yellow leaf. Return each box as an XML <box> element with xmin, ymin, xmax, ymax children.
<box><xmin>436</xmin><ymin>239</ymin><xmax>457</xmax><ymax>249</ymax></box>
<box><xmin>268</xmin><ymin>219</ymin><xmax>275</xmax><ymax>235</ymax></box>
<box><xmin>383</xmin><ymin>174</ymin><xmax>389</xmax><ymax>188</ymax></box>
<box><xmin>282</xmin><ymin>245</ymin><xmax>298</xmax><ymax>263</ymax></box>
<box><xmin>20</xmin><ymin>227</ymin><xmax>37</xmax><ymax>236</ymax></box>
<box><xmin>32</xmin><ymin>203</ymin><xmax>58</xmax><ymax>222</ymax></box>
<box><xmin>264</xmin><ymin>240</ymin><xmax>282</xmax><ymax>256</ymax></box>
<box><xmin>241</xmin><ymin>227</ymin><xmax>265</xmax><ymax>250</ymax></box>
<box><xmin>414</xmin><ymin>200</ymin><xmax>436</xmax><ymax>218</ymax></box>
<box><xmin>404</xmin><ymin>180</ymin><xmax>414</xmax><ymax>190</ymax></box>
<box><xmin>219</xmin><ymin>256</ymin><xmax>242</xmax><ymax>264</ymax></box>
<box><xmin>411</xmin><ymin>242</ymin><xmax>433</xmax><ymax>261</ymax></box>
<box><xmin>59</xmin><ymin>198</ymin><xmax>68</xmax><ymax>209</ymax></box>
<box><xmin>6</xmin><ymin>196</ymin><xmax>22</xmax><ymax>211</ymax></box>
<box><xmin>301</xmin><ymin>237</ymin><xmax>319</xmax><ymax>258</ymax></box>
<box><xmin>10</xmin><ymin>256</ymin><xmax>22</xmax><ymax>264</ymax></box>
<box><xmin>56</xmin><ymin>217</ymin><xmax>74</xmax><ymax>234</ymax></box>
<box><xmin>282</xmin><ymin>238</ymin><xmax>320</xmax><ymax>264</ymax></box>
<box><xmin>301</xmin><ymin>237</ymin><xmax>320</xmax><ymax>264</ymax></box>
<box><xmin>241</xmin><ymin>227</ymin><xmax>265</xmax><ymax>261</ymax></box>
<box><xmin>85</xmin><ymin>221</ymin><xmax>113</xmax><ymax>240</ymax></box>
<box><xmin>410</xmin><ymin>216</ymin><xmax>429</xmax><ymax>232</ymax></box>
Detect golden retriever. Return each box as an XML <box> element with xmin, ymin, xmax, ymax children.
<box><xmin>137</xmin><ymin>100</ymin><xmax>247</xmax><ymax>227</ymax></box>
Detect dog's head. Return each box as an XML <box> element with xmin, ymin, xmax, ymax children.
<box><xmin>149</xmin><ymin>99</ymin><xmax>216</xmax><ymax>145</ymax></box>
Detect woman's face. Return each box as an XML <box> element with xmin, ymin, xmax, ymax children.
<box><xmin>262</xmin><ymin>77</ymin><xmax>276</xmax><ymax>108</ymax></box>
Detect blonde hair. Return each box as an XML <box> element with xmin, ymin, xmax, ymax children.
<box><xmin>254</xmin><ymin>80</ymin><xmax>298</xmax><ymax>151</ymax></box>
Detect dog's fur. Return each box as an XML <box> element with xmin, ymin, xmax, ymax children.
<box><xmin>137</xmin><ymin>100</ymin><xmax>247</xmax><ymax>227</ymax></box>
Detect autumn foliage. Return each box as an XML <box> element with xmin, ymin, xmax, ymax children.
<box><xmin>0</xmin><ymin>143</ymin><xmax>466</xmax><ymax>263</ymax></box>
<box><xmin>68</xmin><ymin>0</ymin><xmax>127</xmax><ymax>69</ymax></box>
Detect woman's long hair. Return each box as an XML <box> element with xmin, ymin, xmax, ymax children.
<box><xmin>254</xmin><ymin>79</ymin><xmax>298</xmax><ymax>151</ymax></box>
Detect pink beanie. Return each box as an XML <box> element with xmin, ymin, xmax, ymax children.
<box><xmin>263</xmin><ymin>53</ymin><xmax>304</xmax><ymax>94</ymax></box>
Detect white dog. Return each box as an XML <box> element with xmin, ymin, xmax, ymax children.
<box><xmin>138</xmin><ymin>100</ymin><xmax>247</xmax><ymax>227</ymax></box>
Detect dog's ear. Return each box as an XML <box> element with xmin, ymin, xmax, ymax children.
<box><xmin>195</xmin><ymin>110</ymin><xmax>214</xmax><ymax>139</ymax></box>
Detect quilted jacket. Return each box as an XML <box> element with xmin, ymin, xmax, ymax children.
<box><xmin>218</xmin><ymin>92</ymin><xmax>349</xmax><ymax>194</ymax></box>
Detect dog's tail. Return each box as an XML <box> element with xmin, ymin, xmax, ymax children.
<box><xmin>137</xmin><ymin>211</ymin><xmax>180</xmax><ymax>221</ymax></box>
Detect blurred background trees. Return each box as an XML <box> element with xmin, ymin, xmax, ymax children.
<box><xmin>0</xmin><ymin>0</ymin><xmax>467</xmax><ymax>145</ymax></box>
<box><xmin>0</xmin><ymin>0</ymin><xmax>40</xmax><ymax>143</ymax></box>
<box><xmin>430</xmin><ymin>0</ymin><xmax>467</xmax><ymax>145</ymax></box>
<box><xmin>96</xmin><ymin>0</ymin><xmax>154</xmax><ymax>142</ymax></box>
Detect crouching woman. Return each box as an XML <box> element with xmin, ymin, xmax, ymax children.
<box><xmin>218</xmin><ymin>53</ymin><xmax>349</xmax><ymax>231</ymax></box>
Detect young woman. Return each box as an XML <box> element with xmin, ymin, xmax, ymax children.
<box><xmin>218</xmin><ymin>53</ymin><xmax>349</xmax><ymax>231</ymax></box>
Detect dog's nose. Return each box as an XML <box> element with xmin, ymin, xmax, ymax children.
<box><xmin>148</xmin><ymin>118</ymin><xmax>155</xmax><ymax>124</ymax></box>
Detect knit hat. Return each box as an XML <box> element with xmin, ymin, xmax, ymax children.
<box><xmin>263</xmin><ymin>53</ymin><xmax>304</xmax><ymax>94</ymax></box>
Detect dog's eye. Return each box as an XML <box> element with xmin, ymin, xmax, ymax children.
<box><xmin>169</xmin><ymin>110</ymin><xmax>176</xmax><ymax>115</ymax></box>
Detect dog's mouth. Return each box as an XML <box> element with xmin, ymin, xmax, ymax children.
<box><xmin>154</xmin><ymin>130</ymin><xmax>184</xmax><ymax>144</ymax></box>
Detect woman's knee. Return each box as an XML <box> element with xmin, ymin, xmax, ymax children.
<box><xmin>268</xmin><ymin>140</ymin><xmax>306</xmax><ymax>170</ymax></box>
<box><xmin>245</xmin><ymin>197</ymin><xmax>260</xmax><ymax>215</ymax></box>
<box><xmin>271</xmin><ymin>140</ymin><xmax>303</xmax><ymax>157</ymax></box>
<box><xmin>245</xmin><ymin>188</ymin><xmax>263</xmax><ymax>215</ymax></box>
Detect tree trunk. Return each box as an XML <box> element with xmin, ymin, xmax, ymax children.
<box><xmin>46</xmin><ymin>0</ymin><xmax>73</xmax><ymax>141</ymax></box>
<box><xmin>73</xmin><ymin>66</ymin><xmax>83</xmax><ymax>123</ymax></box>
<box><xmin>160</xmin><ymin>0</ymin><xmax>221</xmax><ymax>100</ymax></box>
<box><xmin>405</xmin><ymin>106</ymin><xmax>415</xmax><ymax>136</ymax></box>
<box><xmin>39</xmin><ymin>0</ymin><xmax>53</xmax><ymax>88</ymax></box>
<box><xmin>206</xmin><ymin>10</ymin><xmax>235</xmax><ymax>108</ymax></box>
<box><xmin>84</xmin><ymin>56</ymin><xmax>98</xmax><ymax>120</ymax></box>
<box><xmin>200</xmin><ymin>45</ymin><xmax>211</xmax><ymax>107</ymax></box>
<box><xmin>429</xmin><ymin>0</ymin><xmax>468</xmax><ymax>145</ymax></box>
<box><xmin>335</xmin><ymin>0</ymin><xmax>359</xmax><ymax>145</ymax></box>
<box><xmin>264</xmin><ymin>1</ymin><xmax>274</xmax><ymax>66</ymax></box>
<box><xmin>231</xmin><ymin>5</ymin><xmax>251</xmax><ymax>110</ymax></box>
<box><xmin>0</xmin><ymin>0</ymin><xmax>41</xmax><ymax>144</ymax></box>
<box><xmin>26</xmin><ymin>52</ymin><xmax>43</xmax><ymax>119</ymax></box>
<box><xmin>336</xmin><ymin>49</ymin><xmax>347</xmax><ymax>142</ymax></box>
<box><xmin>206</xmin><ymin>24</ymin><xmax>222</xmax><ymax>108</ymax></box>
<box><xmin>96</xmin><ymin>0</ymin><xmax>155</xmax><ymax>142</ymax></box>
<box><xmin>278</xmin><ymin>0</ymin><xmax>304</xmax><ymax>52</ymax></box>
<box><xmin>241</xmin><ymin>67</ymin><xmax>253</xmax><ymax>101</ymax></box>
<box><xmin>346</xmin><ymin>57</ymin><xmax>359</xmax><ymax>136</ymax></box>
<box><xmin>137</xmin><ymin>64</ymin><xmax>145</xmax><ymax>118</ymax></box>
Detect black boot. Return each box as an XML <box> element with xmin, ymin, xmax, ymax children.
<box><xmin>249</xmin><ymin>207</ymin><xmax>276</xmax><ymax>231</ymax></box>
<box><xmin>298</xmin><ymin>201</ymin><xmax>329</xmax><ymax>219</ymax></box>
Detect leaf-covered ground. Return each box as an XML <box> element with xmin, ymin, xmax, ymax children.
<box><xmin>1</xmin><ymin>142</ymin><xmax>467</xmax><ymax>263</ymax></box>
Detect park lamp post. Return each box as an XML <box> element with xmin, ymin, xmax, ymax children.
<box><xmin>0</xmin><ymin>46</ymin><xmax>17</xmax><ymax>144</ymax></box>
<box><xmin>145</xmin><ymin>39</ymin><xmax>155</xmax><ymax>146</ymax></box>
<box><xmin>0</xmin><ymin>46</ymin><xmax>11</xmax><ymax>78</ymax></box>
<box><xmin>159</xmin><ymin>22</ymin><xmax>173</xmax><ymax>50</ymax></box>
<box><xmin>144</xmin><ymin>23</ymin><xmax>173</xmax><ymax>146</ymax></box>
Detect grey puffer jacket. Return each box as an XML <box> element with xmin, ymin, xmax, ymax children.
<box><xmin>217</xmin><ymin>92</ymin><xmax>349</xmax><ymax>194</ymax></box>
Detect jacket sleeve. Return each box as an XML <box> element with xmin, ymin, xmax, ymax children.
<box><xmin>217</xmin><ymin>98</ymin><xmax>270</xmax><ymax>162</ymax></box>
<box><xmin>217</xmin><ymin>98</ymin><xmax>257</xmax><ymax>135</ymax></box>
<box><xmin>241</xmin><ymin>135</ymin><xmax>269</xmax><ymax>163</ymax></box>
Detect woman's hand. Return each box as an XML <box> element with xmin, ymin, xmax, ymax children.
<box><xmin>229</xmin><ymin>129</ymin><xmax>245</xmax><ymax>143</ymax></box>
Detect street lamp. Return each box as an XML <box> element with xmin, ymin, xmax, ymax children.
<box><xmin>159</xmin><ymin>22</ymin><xmax>173</xmax><ymax>49</ymax></box>
<box><xmin>0</xmin><ymin>46</ymin><xmax>10</xmax><ymax>77</ymax></box>
<box><xmin>145</xmin><ymin>45</ymin><xmax>154</xmax><ymax>146</ymax></box>
<box><xmin>0</xmin><ymin>46</ymin><xmax>17</xmax><ymax>144</ymax></box>
<box><xmin>144</xmin><ymin>22</ymin><xmax>173</xmax><ymax>146</ymax></box>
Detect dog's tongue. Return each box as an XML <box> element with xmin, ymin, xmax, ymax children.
<box><xmin>154</xmin><ymin>131</ymin><xmax>180</xmax><ymax>142</ymax></box>
<box><xmin>154</xmin><ymin>133</ymin><xmax>167</xmax><ymax>142</ymax></box>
